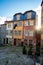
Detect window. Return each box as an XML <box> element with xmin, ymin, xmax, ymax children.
<box><xmin>7</xmin><ymin>30</ymin><xmax>12</xmax><ymax>35</ymax></box>
<box><xmin>18</xmin><ymin>22</ymin><xmax>22</xmax><ymax>26</ymax></box>
<box><xmin>10</xmin><ymin>30</ymin><xmax>13</xmax><ymax>34</ymax></box>
<box><xmin>7</xmin><ymin>30</ymin><xmax>10</xmax><ymax>35</ymax></box>
<box><xmin>24</xmin><ymin>21</ymin><xmax>33</xmax><ymax>26</ymax></box>
<box><xmin>17</xmin><ymin>15</ymin><xmax>20</xmax><ymax>20</ymax></box>
<box><xmin>15</xmin><ymin>31</ymin><xmax>18</xmax><ymax>35</ymax></box>
<box><xmin>18</xmin><ymin>30</ymin><xmax>21</xmax><ymax>35</ymax></box>
<box><xmin>29</xmin><ymin>31</ymin><xmax>34</xmax><ymax>36</ymax></box>
<box><xmin>8</xmin><ymin>24</ymin><xmax>11</xmax><ymax>28</ymax></box>
<box><xmin>24</xmin><ymin>30</ymin><xmax>34</xmax><ymax>36</ymax></box>
<box><xmin>14</xmin><ymin>30</ymin><xmax>21</xmax><ymax>36</ymax></box>
<box><xmin>30</xmin><ymin>20</ymin><xmax>34</xmax><ymax>25</ymax></box>
<box><xmin>24</xmin><ymin>30</ymin><xmax>28</xmax><ymax>36</ymax></box>
<box><xmin>24</xmin><ymin>21</ymin><xmax>28</xmax><ymax>26</ymax></box>
<box><xmin>27</xmin><ymin>12</ymin><xmax>31</xmax><ymax>19</ymax></box>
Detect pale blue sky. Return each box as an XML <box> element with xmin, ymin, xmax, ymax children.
<box><xmin>0</xmin><ymin>0</ymin><xmax>42</xmax><ymax>17</ymax></box>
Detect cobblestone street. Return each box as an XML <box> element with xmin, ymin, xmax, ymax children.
<box><xmin>0</xmin><ymin>46</ymin><xmax>42</xmax><ymax>65</ymax></box>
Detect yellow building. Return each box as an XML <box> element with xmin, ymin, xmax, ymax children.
<box><xmin>12</xmin><ymin>13</ymin><xmax>24</xmax><ymax>45</ymax></box>
<box><xmin>13</xmin><ymin>20</ymin><xmax>24</xmax><ymax>45</ymax></box>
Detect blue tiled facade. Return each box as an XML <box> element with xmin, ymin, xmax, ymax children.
<box><xmin>13</xmin><ymin>14</ymin><xmax>24</xmax><ymax>21</ymax></box>
<box><xmin>13</xmin><ymin>15</ymin><xmax>17</xmax><ymax>21</ymax></box>
<box><xmin>31</xmin><ymin>12</ymin><xmax>36</xmax><ymax>19</ymax></box>
<box><xmin>20</xmin><ymin>14</ymin><xmax>24</xmax><ymax>20</ymax></box>
<box><xmin>13</xmin><ymin>10</ymin><xmax>36</xmax><ymax>21</ymax></box>
<box><xmin>23</xmin><ymin>14</ymin><xmax>27</xmax><ymax>20</ymax></box>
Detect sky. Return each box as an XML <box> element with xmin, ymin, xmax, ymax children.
<box><xmin>0</xmin><ymin>0</ymin><xmax>42</xmax><ymax>25</ymax></box>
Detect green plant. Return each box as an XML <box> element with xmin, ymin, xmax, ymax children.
<box><xmin>35</xmin><ymin>46</ymin><xmax>40</xmax><ymax>56</ymax></box>
<box><xmin>22</xmin><ymin>45</ymin><xmax>27</xmax><ymax>54</ymax></box>
<box><xmin>5</xmin><ymin>60</ymin><xmax>8</xmax><ymax>65</ymax></box>
<box><xmin>28</xmin><ymin>44</ymin><xmax>33</xmax><ymax>55</ymax></box>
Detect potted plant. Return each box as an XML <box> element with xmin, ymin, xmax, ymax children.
<box><xmin>22</xmin><ymin>45</ymin><xmax>27</xmax><ymax>54</ymax></box>
<box><xmin>28</xmin><ymin>44</ymin><xmax>33</xmax><ymax>55</ymax></box>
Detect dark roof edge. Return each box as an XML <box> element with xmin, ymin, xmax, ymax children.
<box><xmin>23</xmin><ymin>10</ymin><xmax>36</xmax><ymax>15</ymax></box>
<box><xmin>13</xmin><ymin>13</ymin><xmax>23</xmax><ymax>16</ymax></box>
<box><xmin>5</xmin><ymin>20</ymin><xmax>14</xmax><ymax>23</ymax></box>
<box><xmin>13</xmin><ymin>10</ymin><xmax>36</xmax><ymax>16</ymax></box>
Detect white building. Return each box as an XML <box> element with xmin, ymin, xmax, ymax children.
<box><xmin>5</xmin><ymin>20</ymin><xmax>14</xmax><ymax>45</ymax></box>
<box><xmin>0</xmin><ymin>24</ymin><xmax>7</xmax><ymax>44</ymax></box>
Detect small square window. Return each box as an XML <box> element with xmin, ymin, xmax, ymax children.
<box><xmin>18</xmin><ymin>30</ymin><xmax>21</xmax><ymax>35</ymax></box>
<box><xmin>8</xmin><ymin>24</ymin><xmax>11</xmax><ymax>28</ymax></box>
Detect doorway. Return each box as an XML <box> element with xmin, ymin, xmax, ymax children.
<box><xmin>3</xmin><ymin>38</ymin><xmax>5</xmax><ymax>44</ymax></box>
<box><xmin>6</xmin><ymin>38</ymin><xmax>8</xmax><ymax>44</ymax></box>
<box><xmin>14</xmin><ymin>39</ymin><xmax>16</xmax><ymax>45</ymax></box>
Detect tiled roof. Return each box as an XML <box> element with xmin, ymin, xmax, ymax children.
<box><xmin>23</xmin><ymin>10</ymin><xmax>36</xmax><ymax>15</ymax></box>
<box><xmin>13</xmin><ymin>13</ymin><xmax>22</xmax><ymax>16</ymax></box>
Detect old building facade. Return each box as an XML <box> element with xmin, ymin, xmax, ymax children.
<box><xmin>0</xmin><ymin>10</ymin><xmax>37</xmax><ymax>46</ymax></box>
<box><xmin>0</xmin><ymin>24</ymin><xmax>7</xmax><ymax>44</ymax></box>
<box><xmin>13</xmin><ymin>13</ymin><xmax>24</xmax><ymax>45</ymax></box>
<box><xmin>5</xmin><ymin>21</ymin><xmax>14</xmax><ymax>45</ymax></box>
<box><xmin>13</xmin><ymin>10</ymin><xmax>36</xmax><ymax>46</ymax></box>
<box><xmin>41</xmin><ymin>0</ymin><xmax>43</xmax><ymax>48</ymax></box>
<box><xmin>23</xmin><ymin>11</ymin><xmax>36</xmax><ymax>46</ymax></box>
